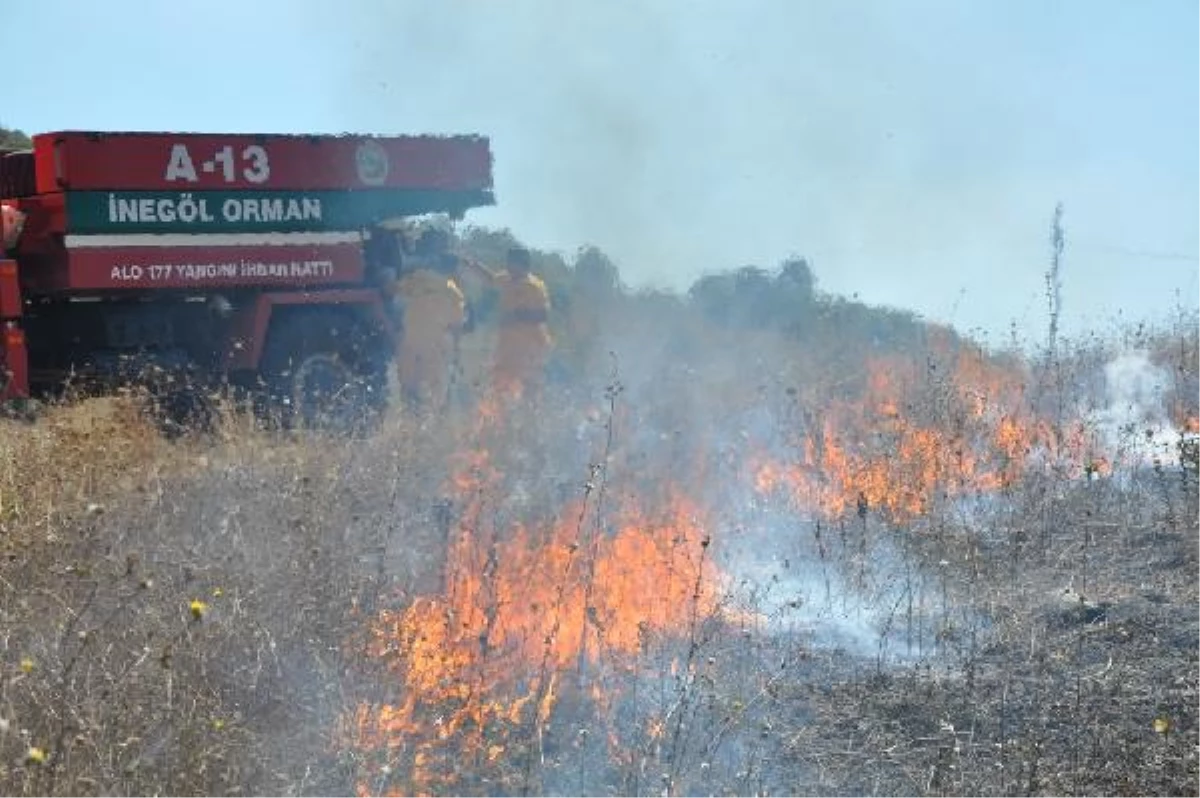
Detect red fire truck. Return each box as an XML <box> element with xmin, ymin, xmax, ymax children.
<box><xmin>0</xmin><ymin>130</ymin><xmax>493</xmax><ymax>427</ymax></box>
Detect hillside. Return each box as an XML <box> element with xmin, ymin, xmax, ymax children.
<box><xmin>0</xmin><ymin>230</ymin><xmax>1197</xmax><ymax>796</ymax></box>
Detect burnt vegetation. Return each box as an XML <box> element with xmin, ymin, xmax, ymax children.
<box><xmin>1</xmin><ymin>228</ymin><xmax>1197</xmax><ymax>796</ymax></box>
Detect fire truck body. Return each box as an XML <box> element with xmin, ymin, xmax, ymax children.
<box><xmin>0</xmin><ymin>130</ymin><xmax>494</xmax><ymax>423</ymax></box>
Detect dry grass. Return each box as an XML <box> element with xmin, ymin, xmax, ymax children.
<box><xmin>0</xmin><ymin>393</ymin><xmax>457</xmax><ymax>794</ymax></box>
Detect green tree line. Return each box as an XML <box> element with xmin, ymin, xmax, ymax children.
<box><xmin>0</xmin><ymin>125</ymin><xmax>32</xmax><ymax>149</ymax></box>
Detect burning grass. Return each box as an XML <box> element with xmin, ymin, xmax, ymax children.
<box><xmin>0</xmin><ymin>309</ymin><xmax>1196</xmax><ymax>796</ymax></box>
<box><xmin>343</xmin><ymin>406</ymin><xmax>735</xmax><ymax>795</ymax></box>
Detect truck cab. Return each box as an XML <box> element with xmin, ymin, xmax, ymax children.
<box><xmin>0</xmin><ymin>130</ymin><xmax>494</xmax><ymax>428</ymax></box>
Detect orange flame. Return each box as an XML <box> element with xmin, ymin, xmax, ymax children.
<box><xmin>343</xmin><ymin>404</ymin><xmax>728</xmax><ymax>794</ymax></box>
<box><xmin>752</xmin><ymin>348</ymin><xmax>1107</xmax><ymax>522</ymax></box>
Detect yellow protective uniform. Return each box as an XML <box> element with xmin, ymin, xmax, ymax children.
<box><xmin>461</xmin><ymin>261</ymin><xmax>553</xmax><ymax>400</ymax></box>
<box><xmin>493</xmin><ymin>272</ymin><xmax>553</xmax><ymax>400</ymax></box>
<box><xmin>396</xmin><ymin>269</ymin><xmax>466</xmax><ymax>412</ymax></box>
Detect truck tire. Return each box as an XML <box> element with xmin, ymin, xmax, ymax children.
<box><xmin>149</xmin><ymin>381</ymin><xmax>218</xmax><ymax>439</ymax></box>
<box><xmin>259</xmin><ymin>309</ymin><xmax>389</xmax><ymax>432</ymax></box>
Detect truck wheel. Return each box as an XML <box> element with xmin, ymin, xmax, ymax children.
<box><xmin>260</xmin><ymin>310</ymin><xmax>389</xmax><ymax>432</ymax></box>
<box><xmin>149</xmin><ymin>383</ymin><xmax>218</xmax><ymax>439</ymax></box>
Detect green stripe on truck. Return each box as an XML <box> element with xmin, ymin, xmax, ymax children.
<box><xmin>65</xmin><ymin>189</ymin><xmax>493</xmax><ymax>234</ymax></box>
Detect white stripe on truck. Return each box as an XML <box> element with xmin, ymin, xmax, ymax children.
<box><xmin>65</xmin><ymin>232</ymin><xmax>363</xmax><ymax>248</ymax></box>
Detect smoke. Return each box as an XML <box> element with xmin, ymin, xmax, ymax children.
<box><xmin>714</xmin><ymin>502</ymin><xmax>931</xmax><ymax>661</ymax></box>
<box><xmin>1089</xmin><ymin>350</ymin><xmax>1188</xmax><ymax>468</ymax></box>
<box><xmin>308</xmin><ymin>0</ymin><xmax>1198</xmax><ymax>341</ymax></box>
<box><xmin>4</xmin><ymin>0</ymin><xmax>1196</xmax><ymax>341</ymax></box>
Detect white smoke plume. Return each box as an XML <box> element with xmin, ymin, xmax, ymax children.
<box><xmin>1089</xmin><ymin>350</ymin><xmax>1188</xmax><ymax>468</ymax></box>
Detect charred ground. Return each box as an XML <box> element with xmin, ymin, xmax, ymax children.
<box><xmin>1</xmin><ymin>231</ymin><xmax>1197</xmax><ymax>797</ymax></box>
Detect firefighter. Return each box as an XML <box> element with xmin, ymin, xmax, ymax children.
<box><xmin>458</xmin><ymin>246</ymin><xmax>553</xmax><ymax>403</ymax></box>
<box><xmin>394</xmin><ymin>234</ymin><xmax>467</xmax><ymax>415</ymax></box>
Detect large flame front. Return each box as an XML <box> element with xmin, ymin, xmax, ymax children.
<box><xmin>752</xmin><ymin>346</ymin><xmax>1110</xmax><ymax>522</ymax></box>
<box><xmin>344</xmin><ymin>404</ymin><xmax>727</xmax><ymax>795</ymax></box>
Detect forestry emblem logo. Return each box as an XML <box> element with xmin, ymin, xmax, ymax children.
<box><xmin>355</xmin><ymin>140</ymin><xmax>389</xmax><ymax>186</ymax></box>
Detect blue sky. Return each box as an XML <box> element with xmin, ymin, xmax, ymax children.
<box><xmin>6</xmin><ymin>0</ymin><xmax>1197</xmax><ymax>345</ymax></box>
